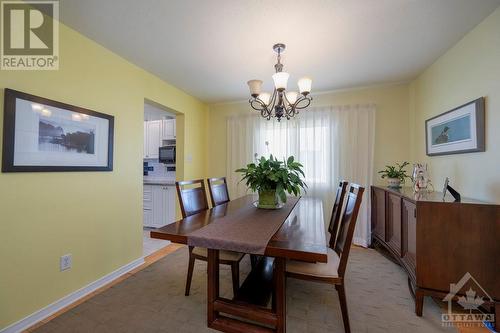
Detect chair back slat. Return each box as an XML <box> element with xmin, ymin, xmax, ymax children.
<box><xmin>207</xmin><ymin>177</ymin><xmax>230</xmax><ymax>207</ymax></box>
<box><xmin>328</xmin><ymin>181</ymin><xmax>348</xmax><ymax>249</ymax></box>
<box><xmin>335</xmin><ymin>183</ymin><xmax>365</xmax><ymax>278</ymax></box>
<box><xmin>176</xmin><ymin>179</ymin><xmax>209</xmax><ymax>218</ymax></box>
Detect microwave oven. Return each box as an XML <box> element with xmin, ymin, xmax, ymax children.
<box><xmin>159</xmin><ymin>145</ymin><xmax>176</xmax><ymax>164</ymax></box>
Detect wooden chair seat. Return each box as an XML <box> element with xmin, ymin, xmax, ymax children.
<box><xmin>177</xmin><ymin>179</ymin><xmax>244</xmax><ymax>297</ymax></box>
<box><xmin>192</xmin><ymin>247</ymin><xmax>244</xmax><ymax>262</ymax></box>
<box><xmin>285</xmin><ymin>182</ymin><xmax>365</xmax><ymax>333</ymax></box>
<box><xmin>287</xmin><ymin>248</ymin><xmax>340</xmax><ymax>278</ymax></box>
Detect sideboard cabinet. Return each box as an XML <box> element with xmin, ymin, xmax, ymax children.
<box><xmin>370</xmin><ymin>186</ymin><xmax>499</xmax><ymax>325</ymax></box>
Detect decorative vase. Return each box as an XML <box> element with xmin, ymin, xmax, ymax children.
<box><xmin>387</xmin><ymin>178</ymin><xmax>401</xmax><ymax>188</ymax></box>
<box><xmin>258</xmin><ymin>189</ymin><xmax>279</xmax><ymax>209</ymax></box>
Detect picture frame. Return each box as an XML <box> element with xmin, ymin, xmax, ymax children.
<box><xmin>2</xmin><ymin>89</ymin><xmax>114</xmax><ymax>172</ymax></box>
<box><xmin>425</xmin><ymin>97</ymin><xmax>485</xmax><ymax>156</ymax></box>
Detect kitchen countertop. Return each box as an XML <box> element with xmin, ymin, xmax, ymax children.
<box><xmin>143</xmin><ymin>177</ymin><xmax>176</xmax><ymax>186</ymax></box>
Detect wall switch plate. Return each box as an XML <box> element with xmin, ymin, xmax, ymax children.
<box><xmin>60</xmin><ymin>254</ymin><xmax>72</xmax><ymax>271</ymax></box>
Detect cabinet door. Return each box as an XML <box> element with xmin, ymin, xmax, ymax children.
<box><xmin>143</xmin><ymin>185</ymin><xmax>153</xmax><ymax>226</ymax></box>
<box><xmin>386</xmin><ymin>193</ymin><xmax>402</xmax><ymax>256</ymax></box>
<box><xmin>151</xmin><ymin>185</ymin><xmax>165</xmax><ymax>227</ymax></box>
<box><xmin>143</xmin><ymin>122</ymin><xmax>148</xmax><ymax>159</ymax></box>
<box><xmin>162</xmin><ymin>119</ymin><xmax>175</xmax><ymax>140</ymax></box>
<box><xmin>143</xmin><ymin>209</ymin><xmax>153</xmax><ymax>227</ymax></box>
<box><xmin>402</xmin><ymin>199</ymin><xmax>417</xmax><ymax>274</ymax></box>
<box><xmin>371</xmin><ymin>187</ymin><xmax>386</xmax><ymax>241</ymax></box>
<box><xmin>146</xmin><ymin>120</ymin><xmax>161</xmax><ymax>158</ymax></box>
<box><xmin>162</xmin><ymin>119</ymin><xmax>174</xmax><ymax>140</ymax></box>
<box><xmin>166</xmin><ymin>186</ymin><xmax>176</xmax><ymax>224</ymax></box>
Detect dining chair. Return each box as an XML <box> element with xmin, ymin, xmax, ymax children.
<box><xmin>176</xmin><ymin>179</ymin><xmax>244</xmax><ymax>296</ymax></box>
<box><xmin>207</xmin><ymin>177</ymin><xmax>230</xmax><ymax>207</ymax></box>
<box><xmin>286</xmin><ymin>183</ymin><xmax>365</xmax><ymax>333</ymax></box>
<box><xmin>328</xmin><ymin>181</ymin><xmax>349</xmax><ymax>249</ymax></box>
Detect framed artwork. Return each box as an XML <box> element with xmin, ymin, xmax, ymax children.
<box><xmin>425</xmin><ymin>97</ymin><xmax>485</xmax><ymax>156</ymax></box>
<box><xmin>2</xmin><ymin>89</ymin><xmax>114</xmax><ymax>172</ymax></box>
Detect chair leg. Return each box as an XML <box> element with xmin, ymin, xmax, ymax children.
<box><xmin>230</xmin><ymin>262</ymin><xmax>240</xmax><ymax>297</ymax></box>
<box><xmin>336</xmin><ymin>284</ymin><xmax>351</xmax><ymax>333</ymax></box>
<box><xmin>185</xmin><ymin>246</ymin><xmax>195</xmax><ymax>296</ymax></box>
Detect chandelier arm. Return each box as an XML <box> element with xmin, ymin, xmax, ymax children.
<box><xmin>267</xmin><ymin>89</ymin><xmax>278</xmax><ymax>110</ymax></box>
<box><xmin>293</xmin><ymin>96</ymin><xmax>312</xmax><ymax>109</ymax></box>
<box><xmin>250</xmin><ymin>98</ymin><xmax>266</xmax><ymax>111</ymax></box>
<box><xmin>282</xmin><ymin>91</ymin><xmax>292</xmax><ymax>107</ymax></box>
<box><xmin>261</xmin><ymin>108</ymin><xmax>271</xmax><ymax>119</ymax></box>
<box><xmin>285</xmin><ymin>104</ymin><xmax>296</xmax><ymax>118</ymax></box>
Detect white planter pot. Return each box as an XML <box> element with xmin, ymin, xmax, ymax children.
<box><xmin>387</xmin><ymin>178</ymin><xmax>401</xmax><ymax>188</ymax></box>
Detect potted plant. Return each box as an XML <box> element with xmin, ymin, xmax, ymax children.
<box><xmin>378</xmin><ymin>162</ymin><xmax>410</xmax><ymax>188</ymax></box>
<box><xmin>236</xmin><ymin>155</ymin><xmax>307</xmax><ymax>209</ymax></box>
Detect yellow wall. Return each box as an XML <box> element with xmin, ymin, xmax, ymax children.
<box><xmin>207</xmin><ymin>83</ymin><xmax>411</xmax><ymax>185</ymax></box>
<box><xmin>409</xmin><ymin>7</ymin><xmax>500</xmax><ymax>202</ymax></box>
<box><xmin>0</xmin><ymin>23</ymin><xmax>207</xmax><ymax>328</ymax></box>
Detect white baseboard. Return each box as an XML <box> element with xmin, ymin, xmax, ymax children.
<box><xmin>1</xmin><ymin>257</ymin><xmax>145</xmax><ymax>333</ymax></box>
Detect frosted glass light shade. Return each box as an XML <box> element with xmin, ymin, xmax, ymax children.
<box><xmin>247</xmin><ymin>80</ymin><xmax>263</xmax><ymax>97</ymax></box>
<box><xmin>259</xmin><ymin>92</ymin><xmax>271</xmax><ymax>105</ymax></box>
<box><xmin>298</xmin><ymin>77</ymin><xmax>312</xmax><ymax>94</ymax></box>
<box><xmin>272</xmin><ymin>72</ymin><xmax>289</xmax><ymax>90</ymax></box>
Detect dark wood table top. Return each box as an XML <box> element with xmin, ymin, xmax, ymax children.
<box><xmin>151</xmin><ymin>195</ymin><xmax>328</xmax><ymax>263</ymax></box>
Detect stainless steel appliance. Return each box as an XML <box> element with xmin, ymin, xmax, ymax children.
<box><xmin>159</xmin><ymin>145</ymin><xmax>175</xmax><ymax>164</ymax></box>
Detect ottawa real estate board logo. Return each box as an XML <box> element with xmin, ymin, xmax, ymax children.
<box><xmin>1</xmin><ymin>0</ymin><xmax>59</xmax><ymax>70</ymax></box>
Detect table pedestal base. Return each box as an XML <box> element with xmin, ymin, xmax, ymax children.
<box><xmin>207</xmin><ymin>249</ymin><xmax>286</xmax><ymax>333</ymax></box>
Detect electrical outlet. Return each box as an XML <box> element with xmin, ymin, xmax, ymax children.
<box><xmin>60</xmin><ymin>254</ymin><xmax>72</xmax><ymax>271</ymax></box>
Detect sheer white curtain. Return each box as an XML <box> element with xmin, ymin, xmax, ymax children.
<box><xmin>227</xmin><ymin>105</ymin><xmax>375</xmax><ymax>246</ymax></box>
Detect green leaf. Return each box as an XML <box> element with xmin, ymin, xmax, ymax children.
<box><xmin>235</xmin><ymin>155</ymin><xmax>307</xmax><ymax>197</ymax></box>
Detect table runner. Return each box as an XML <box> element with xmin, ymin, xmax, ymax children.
<box><xmin>187</xmin><ymin>196</ymin><xmax>300</xmax><ymax>255</ymax></box>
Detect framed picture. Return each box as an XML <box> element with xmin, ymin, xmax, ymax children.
<box><xmin>425</xmin><ymin>97</ymin><xmax>485</xmax><ymax>156</ymax></box>
<box><xmin>2</xmin><ymin>89</ymin><xmax>114</xmax><ymax>172</ymax></box>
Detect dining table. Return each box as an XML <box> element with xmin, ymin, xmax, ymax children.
<box><xmin>150</xmin><ymin>195</ymin><xmax>328</xmax><ymax>333</ymax></box>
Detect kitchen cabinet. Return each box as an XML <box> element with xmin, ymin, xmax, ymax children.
<box><xmin>144</xmin><ymin>120</ymin><xmax>162</xmax><ymax>159</ymax></box>
<box><xmin>143</xmin><ymin>184</ymin><xmax>176</xmax><ymax>228</ymax></box>
<box><xmin>162</xmin><ymin>119</ymin><xmax>176</xmax><ymax>140</ymax></box>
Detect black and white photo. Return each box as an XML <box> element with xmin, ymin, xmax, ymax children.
<box><xmin>2</xmin><ymin>89</ymin><xmax>114</xmax><ymax>172</ymax></box>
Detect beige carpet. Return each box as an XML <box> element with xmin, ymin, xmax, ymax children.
<box><xmin>33</xmin><ymin>246</ymin><xmax>454</xmax><ymax>333</ymax></box>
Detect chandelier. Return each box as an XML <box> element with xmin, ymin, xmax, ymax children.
<box><xmin>247</xmin><ymin>43</ymin><xmax>312</xmax><ymax>121</ymax></box>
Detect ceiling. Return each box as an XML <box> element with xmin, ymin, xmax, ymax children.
<box><xmin>59</xmin><ymin>0</ymin><xmax>500</xmax><ymax>103</ymax></box>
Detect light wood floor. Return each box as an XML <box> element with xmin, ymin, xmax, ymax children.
<box><xmin>24</xmin><ymin>243</ymin><xmax>490</xmax><ymax>333</ymax></box>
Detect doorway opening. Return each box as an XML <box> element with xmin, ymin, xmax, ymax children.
<box><xmin>142</xmin><ymin>101</ymin><xmax>177</xmax><ymax>257</ymax></box>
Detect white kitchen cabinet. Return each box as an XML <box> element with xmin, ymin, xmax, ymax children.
<box><xmin>162</xmin><ymin>119</ymin><xmax>176</xmax><ymax>140</ymax></box>
<box><xmin>143</xmin><ymin>184</ymin><xmax>176</xmax><ymax>228</ymax></box>
<box><xmin>144</xmin><ymin>120</ymin><xmax>162</xmax><ymax>159</ymax></box>
<box><xmin>143</xmin><ymin>122</ymin><xmax>148</xmax><ymax>159</ymax></box>
<box><xmin>143</xmin><ymin>185</ymin><xmax>153</xmax><ymax>226</ymax></box>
